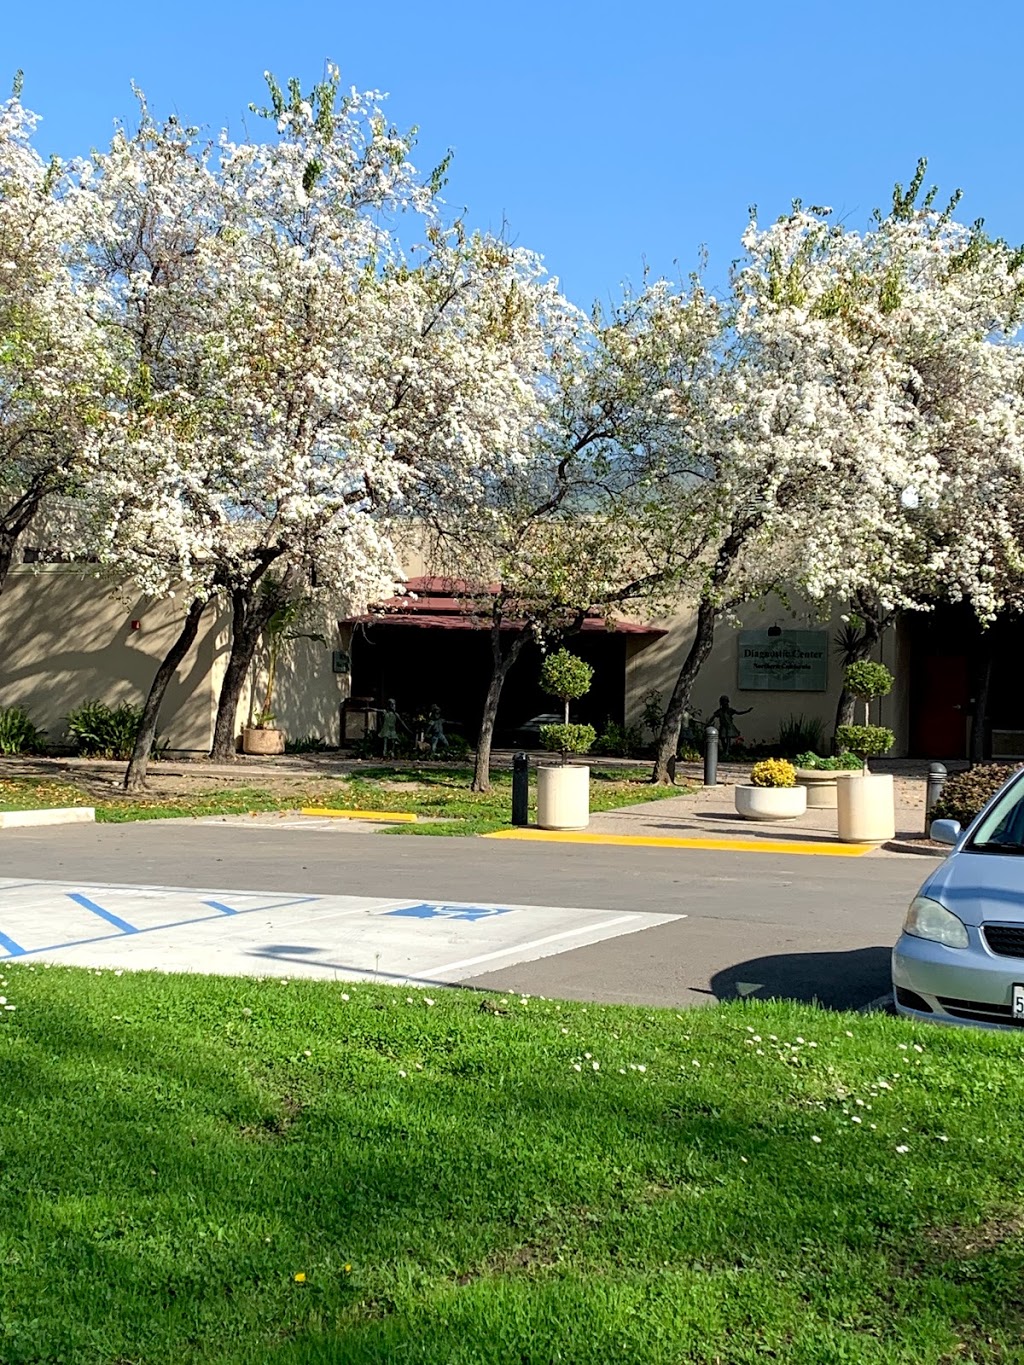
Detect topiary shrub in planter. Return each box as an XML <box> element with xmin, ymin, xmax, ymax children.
<box><xmin>539</xmin><ymin>722</ymin><xmax>597</xmax><ymax>764</ymax></box>
<box><xmin>835</xmin><ymin>663</ymin><xmax>897</xmax><ymax>842</ymax></box>
<box><xmin>834</xmin><ymin>724</ymin><xmax>896</xmax><ymax>770</ymax></box>
<box><xmin>540</xmin><ymin>649</ymin><xmax>594</xmax><ymax>726</ymax></box>
<box><xmin>930</xmin><ymin>764</ymin><xmax>1022</xmax><ymax>827</ymax></box>
<box><xmin>537</xmin><ymin>649</ymin><xmax>595</xmax><ymax>830</ymax></box>
<box><xmin>736</xmin><ymin>758</ymin><xmax>806</xmax><ymax>820</ymax></box>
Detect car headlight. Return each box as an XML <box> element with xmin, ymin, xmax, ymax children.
<box><xmin>903</xmin><ymin>896</ymin><xmax>969</xmax><ymax>949</ymax></box>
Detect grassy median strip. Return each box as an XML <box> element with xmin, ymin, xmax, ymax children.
<box><xmin>0</xmin><ymin>766</ymin><xmax>681</xmax><ymax>834</ymax></box>
<box><xmin>2</xmin><ymin>965</ymin><xmax>1024</xmax><ymax>1363</ymax></box>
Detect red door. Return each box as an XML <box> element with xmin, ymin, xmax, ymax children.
<box><xmin>912</xmin><ymin>654</ymin><xmax>969</xmax><ymax>758</ymax></box>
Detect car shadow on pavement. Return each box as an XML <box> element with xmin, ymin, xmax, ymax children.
<box><xmin>711</xmin><ymin>945</ymin><xmax>893</xmax><ymax>1011</ymax></box>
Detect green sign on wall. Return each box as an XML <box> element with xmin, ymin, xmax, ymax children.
<box><xmin>738</xmin><ymin>630</ymin><xmax>829</xmax><ymax>691</ymax></box>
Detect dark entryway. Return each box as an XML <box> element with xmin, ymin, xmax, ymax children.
<box><xmin>905</xmin><ymin>605</ymin><xmax>1024</xmax><ymax>759</ymax></box>
<box><xmin>349</xmin><ymin>624</ymin><xmax>633</xmax><ymax>745</ymax></box>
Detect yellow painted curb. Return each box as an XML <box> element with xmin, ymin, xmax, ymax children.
<box><xmin>483</xmin><ymin>829</ymin><xmax>873</xmax><ymax>856</ymax></box>
<box><xmin>300</xmin><ymin>807</ymin><xmax>418</xmax><ymax>823</ymax></box>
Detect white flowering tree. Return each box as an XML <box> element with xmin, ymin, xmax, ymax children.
<box><xmin>646</xmin><ymin>165</ymin><xmax>1024</xmax><ymax>780</ymax></box>
<box><xmin>735</xmin><ymin>165</ymin><xmax>1024</xmax><ymax>754</ymax></box>
<box><xmin>89</xmin><ymin>69</ymin><xmax>592</xmax><ymax>787</ymax></box>
<box><xmin>418</xmin><ymin>281</ymin><xmax>716</xmax><ymax>791</ymax></box>
<box><xmin>0</xmin><ymin>84</ymin><xmax>111</xmax><ymax>593</ymax></box>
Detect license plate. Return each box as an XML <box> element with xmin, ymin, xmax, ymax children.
<box><xmin>1013</xmin><ymin>985</ymin><xmax>1024</xmax><ymax>1021</ymax></box>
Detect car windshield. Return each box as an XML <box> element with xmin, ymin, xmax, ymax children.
<box><xmin>969</xmin><ymin>774</ymin><xmax>1024</xmax><ymax>853</ymax></box>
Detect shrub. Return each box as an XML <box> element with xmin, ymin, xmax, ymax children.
<box><xmin>285</xmin><ymin>734</ymin><xmax>328</xmax><ymax>754</ymax></box>
<box><xmin>750</xmin><ymin>758</ymin><xmax>796</xmax><ymax>788</ymax></box>
<box><xmin>844</xmin><ymin>661</ymin><xmax>893</xmax><ymax>702</ymax></box>
<box><xmin>0</xmin><ymin>706</ymin><xmax>46</xmax><ymax>755</ymax></box>
<box><xmin>930</xmin><ymin>764</ymin><xmax>1022</xmax><ymax>827</ymax></box>
<box><xmin>65</xmin><ymin>700</ymin><xmax>144</xmax><ymax>760</ymax></box>
<box><xmin>795</xmin><ymin>750</ymin><xmax>862</xmax><ymax>771</ymax></box>
<box><xmin>539</xmin><ymin>722</ymin><xmax>596</xmax><ymax>761</ymax></box>
<box><xmin>592</xmin><ymin>720</ymin><xmax>646</xmax><ymax>758</ymax></box>
<box><xmin>640</xmin><ymin>689</ymin><xmax>664</xmax><ymax>737</ymax></box>
<box><xmin>437</xmin><ymin>733</ymin><xmax>470</xmax><ymax>760</ymax></box>
<box><xmin>835</xmin><ymin>724</ymin><xmax>895</xmax><ymax>766</ymax></box>
<box><xmin>777</xmin><ymin>714</ymin><xmax>824</xmax><ymax>757</ymax></box>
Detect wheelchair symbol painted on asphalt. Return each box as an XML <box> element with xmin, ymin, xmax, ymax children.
<box><xmin>386</xmin><ymin>904</ymin><xmax>516</xmax><ymax>923</ymax></box>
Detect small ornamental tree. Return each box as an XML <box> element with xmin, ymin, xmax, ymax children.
<box><xmin>540</xmin><ymin>648</ymin><xmax>593</xmax><ymax>723</ymax></box>
<box><xmin>835</xmin><ymin>661</ymin><xmax>895</xmax><ymax>771</ymax></box>
<box><xmin>843</xmin><ymin>661</ymin><xmax>893</xmax><ymax>724</ymax></box>
<box><xmin>539</xmin><ymin>649</ymin><xmax>595</xmax><ymax>764</ymax></box>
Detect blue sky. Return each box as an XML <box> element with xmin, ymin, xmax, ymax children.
<box><xmin>5</xmin><ymin>0</ymin><xmax>1022</xmax><ymax>309</ymax></box>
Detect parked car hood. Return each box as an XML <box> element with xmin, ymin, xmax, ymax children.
<box><xmin>924</xmin><ymin>849</ymin><xmax>1024</xmax><ymax>927</ymax></box>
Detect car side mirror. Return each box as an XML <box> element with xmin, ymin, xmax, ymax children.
<box><xmin>930</xmin><ymin>819</ymin><xmax>962</xmax><ymax>846</ymax></box>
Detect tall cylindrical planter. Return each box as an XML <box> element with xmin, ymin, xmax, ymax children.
<box><xmin>537</xmin><ymin>764</ymin><xmax>590</xmax><ymax>831</ymax></box>
<box><xmin>836</xmin><ymin>772</ymin><xmax>895</xmax><ymax>843</ymax></box>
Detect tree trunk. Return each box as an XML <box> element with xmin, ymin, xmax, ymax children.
<box><xmin>651</xmin><ymin>598</ymin><xmax>717</xmax><ymax>783</ymax></box>
<box><xmin>0</xmin><ymin>532</ymin><xmax>16</xmax><ymax>596</ymax></box>
<box><xmin>969</xmin><ymin>636</ymin><xmax>994</xmax><ymax>765</ymax></box>
<box><xmin>123</xmin><ymin>596</ymin><xmax>209</xmax><ymax>791</ymax></box>
<box><xmin>472</xmin><ymin>628</ymin><xmax>528</xmax><ymax>793</ymax></box>
<box><xmin>210</xmin><ymin>587</ymin><xmax>279</xmax><ymax>761</ymax></box>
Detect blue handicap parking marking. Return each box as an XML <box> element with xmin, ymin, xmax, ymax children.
<box><xmin>387</xmin><ymin>903</ymin><xmax>515</xmax><ymax>923</ymax></box>
<box><xmin>0</xmin><ymin>928</ymin><xmax>26</xmax><ymax>957</ymax></box>
<box><xmin>66</xmin><ymin>892</ymin><xmax>139</xmax><ymax>935</ymax></box>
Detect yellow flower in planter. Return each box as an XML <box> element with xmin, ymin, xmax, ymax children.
<box><xmin>750</xmin><ymin>759</ymin><xmax>797</xmax><ymax>789</ymax></box>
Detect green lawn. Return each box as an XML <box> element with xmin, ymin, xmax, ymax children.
<box><xmin>2</xmin><ymin>966</ymin><xmax>1024</xmax><ymax>1363</ymax></box>
<box><xmin>0</xmin><ymin>765</ymin><xmax>679</xmax><ymax>833</ymax></box>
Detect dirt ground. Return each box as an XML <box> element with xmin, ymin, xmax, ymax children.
<box><xmin>0</xmin><ymin>752</ymin><xmax>951</xmax><ymax>809</ymax></box>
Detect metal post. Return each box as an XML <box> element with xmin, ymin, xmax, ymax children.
<box><xmin>512</xmin><ymin>752</ymin><xmax>529</xmax><ymax>826</ymax></box>
<box><xmin>704</xmin><ymin>724</ymin><xmax>719</xmax><ymax>788</ymax></box>
<box><xmin>925</xmin><ymin>762</ymin><xmax>947</xmax><ymax>833</ymax></box>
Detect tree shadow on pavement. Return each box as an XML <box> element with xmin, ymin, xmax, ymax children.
<box><xmin>711</xmin><ymin>945</ymin><xmax>893</xmax><ymax>1011</ymax></box>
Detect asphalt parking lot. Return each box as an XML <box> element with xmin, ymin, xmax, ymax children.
<box><xmin>0</xmin><ymin>819</ymin><xmax>933</xmax><ymax>1008</ymax></box>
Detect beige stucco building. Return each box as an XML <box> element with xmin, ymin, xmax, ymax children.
<box><xmin>0</xmin><ymin>560</ymin><xmax>918</xmax><ymax>758</ymax></box>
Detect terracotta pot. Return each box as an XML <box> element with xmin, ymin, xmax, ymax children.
<box><xmin>242</xmin><ymin>726</ymin><xmax>285</xmax><ymax>756</ymax></box>
<box><xmin>735</xmin><ymin>785</ymin><xmax>807</xmax><ymax>821</ymax></box>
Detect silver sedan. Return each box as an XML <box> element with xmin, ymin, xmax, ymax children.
<box><xmin>893</xmin><ymin>767</ymin><xmax>1024</xmax><ymax>1029</ymax></box>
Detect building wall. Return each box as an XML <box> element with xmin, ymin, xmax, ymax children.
<box><xmin>0</xmin><ymin>567</ymin><xmax>350</xmax><ymax>753</ymax></box>
<box><xmin>0</xmin><ymin>567</ymin><xmax>221</xmax><ymax>751</ymax></box>
<box><xmin>625</xmin><ymin>594</ymin><xmax>906</xmax><ymax>754</ymax></box>
<box><xmin>0</xmin><ymin>569</ymin><xmax>909</xmax><ymax>757</ymax></box>
<box><xmin>234</xmin><ymin>630</ymin><xmax>347</xmax><ymax>748</ymax></box>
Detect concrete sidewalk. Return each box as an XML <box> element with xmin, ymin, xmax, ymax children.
<box><xmin>583</xmin><ymin>766</ymin><xmax>937</xmax><ymax>856</ymax></box>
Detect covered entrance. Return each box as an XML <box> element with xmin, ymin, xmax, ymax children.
<box><xmin>342</xmin><ymin>579</ymin><xmax>664</xmax><ymax>747</ymax></box>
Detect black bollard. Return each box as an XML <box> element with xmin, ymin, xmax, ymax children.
<box><xmin>704</xmin><ymin>724</ymin><xmax>719</xmax><ymax>788</ymax></box>
<box><xmin>925</xmin><ymin>762</ymin><xmax>947</xmax><ymax>834</ymax></box>
<box><xmin>512</xmin><ymin>752</ymin><xmax>530</xmax><ymax>826</ymax></box>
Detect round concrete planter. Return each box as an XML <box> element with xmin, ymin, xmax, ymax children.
<box><xmin>836</xmin><ymin>772</ymin><xmax>895</xmax><ymax>843</ymax></box>
<box><xmin>735</xmin><ymin>785</ymin><xmax>807</xmax><ymax>821</ymax></box>
<box><xmin>242</xmin><ymin>726</ymin><xmax>285</xmax><ymax>756</ymax></box>
<box><xmin>796</xmin><ymin>769</ymin><xmax>856</xmax><ymax>810</ymax></box>
<box><xmin>537</xmin><ymin>763</ymin><xmax>590</xmax><ymax>831</ymax></box>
